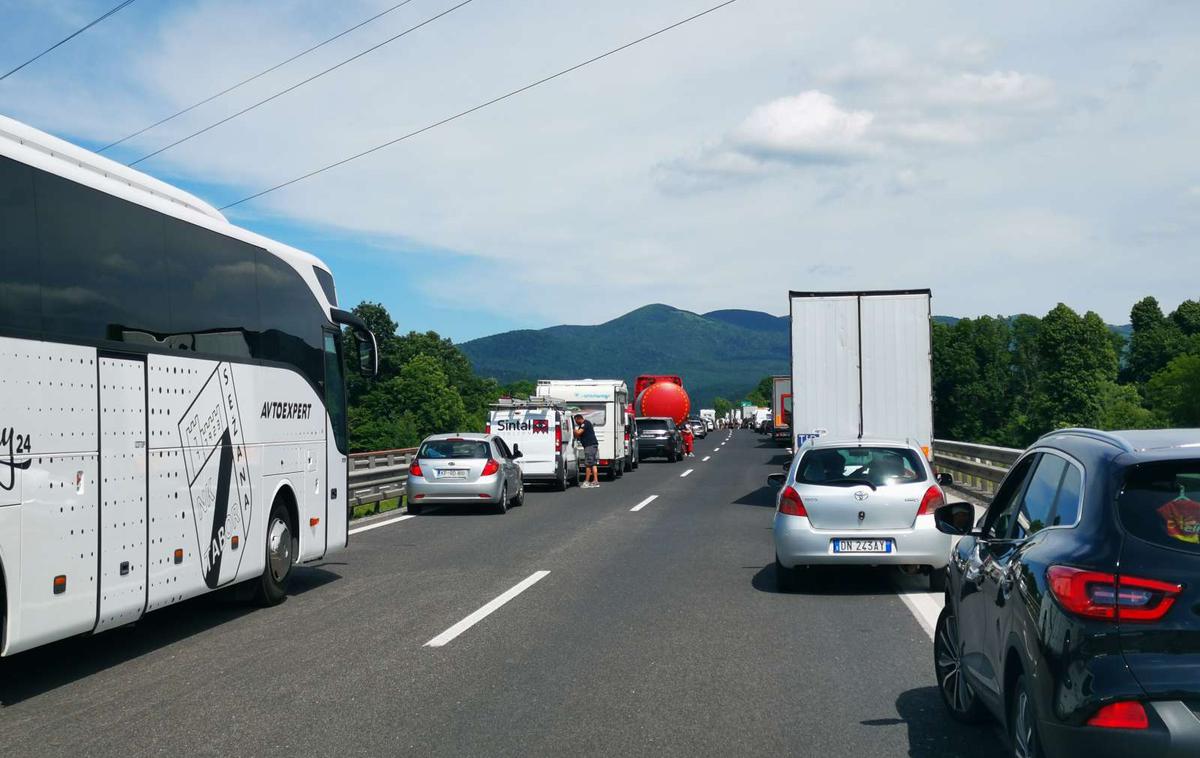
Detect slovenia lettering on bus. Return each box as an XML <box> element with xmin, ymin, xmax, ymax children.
<box><xmin>260</xmin><ymin>401</ymin><xmax>312</xmax><ymax>420</ymax></box>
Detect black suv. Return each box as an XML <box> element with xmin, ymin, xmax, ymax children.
<box><xmin>636</xmin><ymin>417</ymin><xmax>683</xmax><ymax>462</ymax></box>
<box><xmin>932</xmin><ymin>428</ymin><xmax>1200</xmax><ymax>758</ymax></box>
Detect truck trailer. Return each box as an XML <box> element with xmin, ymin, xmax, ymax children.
<box><xmin>788</xmin><ymin>289</ymin><xmax>933</xmax><ymax>457</ymax></box>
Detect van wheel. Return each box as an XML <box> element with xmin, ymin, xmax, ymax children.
<box><xmin>555</xmin><ymin>465</ymin><xmax>568</xmax><ymax>491</ymax></box>
<box><xmin>253</xmin><ymin>501</ymin><xmax>295</xmax><ymax>606</ymax></box>
<box><xmin>615</xmin><ymin>460</ymin><xmax>625</xmax><ymax>478</ymax></box>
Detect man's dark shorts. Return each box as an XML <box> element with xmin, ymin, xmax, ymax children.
<box><xmin>584</xmin><ymin>445</ymin><xmax>599</xmax><ymax>466</ymax></box>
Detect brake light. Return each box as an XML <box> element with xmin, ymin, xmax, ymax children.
<box><xmin>485</xmin><ymin>422</ymin><xmax>491</xmax><ymax>434</ymax></box>
<box><xmin>917</xmin><ymin>486</ymin><xmax>945</xmax><ymax>516</ymax></box>
<box><xmin>555</xmin><ymin>425</ymin><xmax>562</xmax><ymax>453</ymax></box>
<box><xmin>778</xmin><ymin>486</ymin><xmax>807</xmax><ymax>517</ymax></box>
<box><xmin>1046</xmin><ymin>566</ymin><xmax>1182</xmax><ymax>622</ymax></box>
<box><xmin>1087</xmin><ymin>701</ymin><xmax>1149</xmax><ymax>730</ymax></box>
<box><xmin>409</xmin><ymin>461</ymin><xmax>423</xmax><ymax>477</ymax></box>
<box><xmin>481</xmin><ymin>459</ymin><xmax>500</xmax><ymax>476</ymax></box>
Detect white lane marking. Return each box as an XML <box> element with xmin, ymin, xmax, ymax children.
<box><xmin>348</xmin><ymin>514</ymin><xmax>415</xmax><ymax>535</ymax></box>
<box><xmin>702</xmin><ymin>456</ymin><xmax>711</xmax><ymax>462</ymax></box>
<box><xmin>630</xmin><ymin>495</ymin><xmax>658</xmax><ymax>512</ymax></box>
<box><xmin>680</xmin><ymin>468</ymin><xmax>694</xmax><ymax>478</ymax></box>
<box><xmin>896</xmin><ymin>587</ymin><xmax>942</xmax><ymax>640</ymax></box>
<box><xmin>425</xmin><ymin>571</ymin><xmax>551</xmax><ymax>648</ymax></box>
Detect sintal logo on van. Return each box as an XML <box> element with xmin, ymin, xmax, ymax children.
<box><xmin>497</xmin><ymin>419</ymin><xmax>550</xmax><ymax>433</ymax></box>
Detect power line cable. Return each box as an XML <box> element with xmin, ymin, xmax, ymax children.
<box><xmin>219</xmin><ymin>0</ymin><xmax>741</xmax><ymax>210</ymax></box>
<box><xmin>99</xmin><ymin>0</ymin><xmax>419</xmax><ymax>153</ymax></box>
<box><xmin>1</xmin><ymin>0</ymin><xmax>139</xmax><ymax>82</ymax></box>
<box><xmin>129</xmin><ymin>0</ymin><xmax>475</xmax><ymax>166</ymax></box>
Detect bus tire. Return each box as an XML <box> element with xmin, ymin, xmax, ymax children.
<box><xmin>254</xmin><ymin>499</ymin><xmax>296</xmax><ymax>607</ymax></box>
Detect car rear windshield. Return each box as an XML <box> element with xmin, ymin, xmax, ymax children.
<box><xmin>639</xmin><ymin>419</ymin><xmax>669</xmax><ymax>431</ymax></box>
<box><xmin>576</xmin><ymin>403</ymin><xmax>606</xmax><ymax>426</ymax></box>
<box><xmin>1118</xmin><ymin>461</ymin><xmax>1200</xmax><ymax>555</ymax></box>
<box><xmin>797</xmin><ymin>446</ymin><xmax>927</xmax><ymax>487</ymax></box>
<box><xmin>419</xmin><ymin>440</ymin><xmax>490</xmax><ymax>460</ymax></box>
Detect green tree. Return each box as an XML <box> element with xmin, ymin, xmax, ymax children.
<box><xmin>745</xmin><ymin>376</ymin><xmax>773</xmax><ymax>407</ymax></box>
<box><xmin>1146</xmin><ymin>354</ymin><xmax>1200</xmax><ymax>426</ymax></box>
<box><xmin>1095</xmin><ymin>381</ymin><xmax>1157</xmax><ymax>430</ymax></box>
<box><xmin>1124</xmin><ymin>296</ymin><xmax>1184</xmax><ymax>385</ymax></box>
<box><xmin>713</xmin><ymin>396</ymin><xmax>732</xmax><ymax>420</ymax></box>
<box><xmin>1026</xmin><ymin>305</ymin><xmax>1119</xmax><ymax>438</ymax></box>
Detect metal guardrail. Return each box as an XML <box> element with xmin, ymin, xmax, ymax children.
<box><xmin>348</xmin><ymin>447</ymin><xmax>417</xmax><ymax>516</ymax></box>
<box><xmin>932</xmin><ymin>439</ymin><xmax>1021</xmax><ymax>495</ymax></box>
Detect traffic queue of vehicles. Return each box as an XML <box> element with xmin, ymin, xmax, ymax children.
<box><xmin>768</xmin><ymin>289</ymin><xmax>1200</xmax><ymax>758</ymax></box>
<box><xmin>410</xmin><ymin>374</ymin><xmax>700</xmax><ymax>513</ymax></box>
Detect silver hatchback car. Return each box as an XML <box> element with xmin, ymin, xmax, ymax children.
<box><xmin>769</xmin><ymin>438</ymin><xmax>954</xmax><ymax>591</ymax></box>
<box><xmin>407</xmin><ymin>433</ymin><xmax>525</xmax><ymax>515</ymax></box>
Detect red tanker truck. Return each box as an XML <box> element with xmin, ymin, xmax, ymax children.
<box><xmin>634</xmin><ymin>374</ymin><xmax>691</xmax><ymax>426</ymax></box>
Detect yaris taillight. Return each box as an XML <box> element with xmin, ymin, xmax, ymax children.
<box><xmin>778</xmin><ymin>486</ymin><xmax>808</xmax><ymax>517</ymax></box>
<box><xmin>916</xmin><ymin>485</ymin><xmax>945</xmax><ymax>516</ymax></box>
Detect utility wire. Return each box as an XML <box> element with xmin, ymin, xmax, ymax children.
<box><xmin>129</xmin><ymin>0</ymin><xmax>475</xmax><ymax>166</ymax></box>
<box><xmin>99</xmin><ymin>0</ymin><xmax>419</xmax><ymax>153</ymax></box>
<box><xmin>219</xmin><ymin>0</ymin><xmax>741</xmax><ymax>210</ymax></box>
<box><xmin>1</xmin><ymin>0</ymin><xmax>139</xmax><ymax>82</ymax></box>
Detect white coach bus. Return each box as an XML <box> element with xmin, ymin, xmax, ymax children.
<box><xmin>0</xmin><ymin>114</ymin><xmax>376</xmax><ymax>656</ymax></box>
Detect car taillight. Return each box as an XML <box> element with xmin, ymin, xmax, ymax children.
<box><xmin>409</xmin><ymin>461</ymin><xmax>423</xmax><ymax>477</ymax></box>
<box><xmin>555</xmin><ymin>426</ymin><xmax>562</xmax><ymax>453</ymax></box>
<box><xmin>485</xmin><ymin>422</ymin><xmax>491</xmax><ymax>434</ymax></box>
<box><xmin>1087</xmin><ymin>701</ymin><xmax>1149</xmax><ymax>729</ymax></box>
<box><xmin>917</xmin><ymin>485</ymin><xmax>945</xmax><ymax>516</ymax></box>
<box><xmin>481</xmin><ymin>459</ymin><xmax>500</xmax><ymax>476</ymax></box>
<box><xmin>1046</xmin><ymin>566</ymin><xmax>1182</xmax><ymax>622</ymax></box>
<box><xmin>778</xmin><ymin>486</ymin><xmax>807</xmax><ymax>517</ymax></box>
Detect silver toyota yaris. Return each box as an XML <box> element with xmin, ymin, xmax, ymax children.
<box><xmin>407</xmin><ymin>433</ymin><xmax>525</xmax><ymax>515</ymax></box>
<box><xmin>770</xmin><ymin>438</ymin><xmax>954</xmax><ymax>592</ymax></box>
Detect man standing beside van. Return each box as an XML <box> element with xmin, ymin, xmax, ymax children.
<box><xmin>574</xmin><ymin>413</ymin><xmax>600</xmax><ymax>488</ymax></box>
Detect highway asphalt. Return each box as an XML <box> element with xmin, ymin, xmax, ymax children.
<box><xmin>0</xmin><ymin>430</ymin><xmax>1008</xmax><ymax>757</ymax></box>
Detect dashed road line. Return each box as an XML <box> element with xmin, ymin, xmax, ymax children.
<box><xmin>630</xmin><ymin>495</ymin><xmax>658</xmax><ymax>512</ymax></box>
<box><xmin>702</xmin><ymin>455</ymin><xmax>711</xmax><ymax>462</ymax></box>
<box><xmin>348</xmin><ymin>513</ymin><xmax>415</xmax><ymax>535</ymax></box>
<box><xmin>680</xmin><ymin>468</ymin><xmax>694</xmax><ymax>478</ymax></box>
<box><xmin>425</xmin><ymin>571</ymin><xmax>551</xmax><ymax>648</ymax></box>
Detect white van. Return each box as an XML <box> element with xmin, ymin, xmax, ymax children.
<box><xmin>487</xmin><ymin>397</ymin><xmax>582</xmax><ymax>490</ymax></box>
<box><xmin>536</xmin><ymin>379</ymin><xmax>630</xmax><ymax>479</ymax></box>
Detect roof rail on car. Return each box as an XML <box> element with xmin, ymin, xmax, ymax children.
<box><xmin>1040</xmin><ymin>428</ymin><xmax>1134</xmax><ymax>453</ymax></box>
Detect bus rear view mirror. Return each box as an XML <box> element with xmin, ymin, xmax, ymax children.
<box><xmin>354</xmin><ymin>329</ymin><xmax>378</xmax><ymax>377</ymax></box>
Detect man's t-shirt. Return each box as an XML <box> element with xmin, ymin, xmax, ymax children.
<box><xmin>577</xmin><ymin>419</ymin><xmax>598</xmax><ymax>447</ymax></box>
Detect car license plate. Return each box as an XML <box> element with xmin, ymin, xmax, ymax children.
<box><xmin>833</xmin><ymin>539</ymin><xmax>893</xmax><ymax>553</ymax></box>
<box><xmin>436</xmin><ymin>469</ymin><xmax>467</xmax><ymax>479</ymax></box>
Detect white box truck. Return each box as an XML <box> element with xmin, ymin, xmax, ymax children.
<box><xmin>487</xmin><ymin>396</ymin><xmax>583</xmax><ymax>490</ymax></box>
<box><xmin>699</xmin><ymin>409</ymin><xmax>716</xmax><ymax>430</ymax></box>
<box><xmin>535</xmin><ymin>379</ymin><xmax>630</xmax><ymax>479</ymax></box>
<box><xmin>788</xmin><ymin>289</ymin><xmax>933</xmax><ymax>458</ymax></box>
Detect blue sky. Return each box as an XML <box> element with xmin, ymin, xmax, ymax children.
<box><xmin>2</xmin><ymin>1</ymin><xmax>1197</xmax><ymax>341</ymax></box>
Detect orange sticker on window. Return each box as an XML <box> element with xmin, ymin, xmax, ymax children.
<box><xmin>1157</xmin><ymin>498</ymin><xmax>1200</xmax><ymax>544</ymax></box>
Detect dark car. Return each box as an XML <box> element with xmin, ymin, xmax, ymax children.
<box><xmin>636</xmin><ymin>416</ymin><xmax>683</xmax><ymax>462</ymax></box>
<box><xmin>932</xmin><ymin>428</ymin><xmax>1200</xmax><ymax>758</ymax></box>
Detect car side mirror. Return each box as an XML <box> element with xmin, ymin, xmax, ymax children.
<box><xmin>767</xmin><ymin>473</ymin><xmax>786</xmax><ymax>488</ymax></box>
<box><xmin>511</xmin><ymin>444</ymin><xmax>523</xmax><ymax>459</ymax></box>
<box><xmin>933</xmin><ymin>502</ymin><xmax>975</xmax><ymax>536</ymax></box>
<box><xmin>936</xmin><ymin>472</ymin><xmax>953</xmax><ymax>486</ymax></box>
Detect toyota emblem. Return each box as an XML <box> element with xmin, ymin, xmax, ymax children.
<box><xmin>854</xmin><ymin>489</ymin><xmax>869</xmax><ymax>501</ymax></box>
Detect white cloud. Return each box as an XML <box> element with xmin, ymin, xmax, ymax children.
<box><xmin>730</xmin><ymin>91</ymin><xmax>877</xmax><ymax>162</ymax></box>
<box><xmin>927</xmin><ymin>71</ymin><xmax>1056</xmax><ymax>109</ymax></box>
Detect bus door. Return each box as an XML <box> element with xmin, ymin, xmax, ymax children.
<box><xmin>95</xmin><ymin>355</ymin><xmax>148</xmax><ymax>632</ymax></box>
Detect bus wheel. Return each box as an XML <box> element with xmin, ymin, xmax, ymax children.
<box><xmin>254</xmin><ymin>500</ymin><xmax>295</xmax><ymax>606</ymax></box>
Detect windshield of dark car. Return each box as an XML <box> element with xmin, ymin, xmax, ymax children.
<box><xmin>419</xmin><ymin>440</ymin><xmax>490</xmax><ymax>459</ymax></box>
<box><xmin>1118</xmin><ymin>460</ymin><xmax>1200</xmax><ymax>555</ymax></box>
<box><xmin>796</xmin><ymin>446</ymin><xmax>927</xmax><ymax>487</ymax></box>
